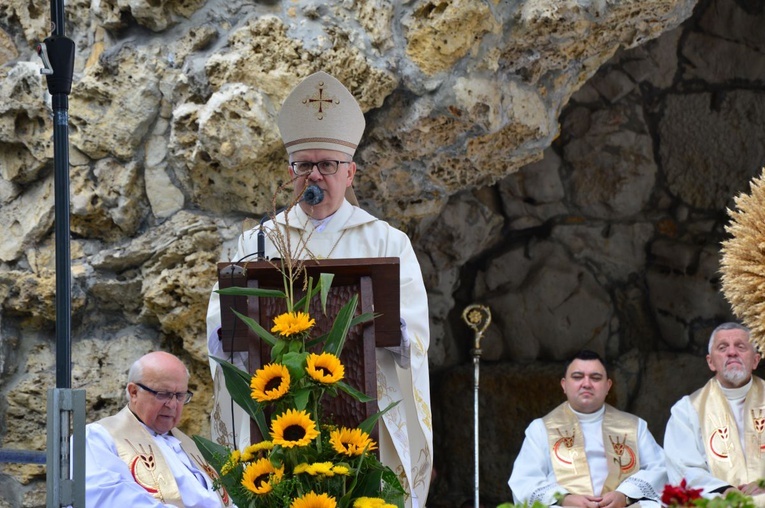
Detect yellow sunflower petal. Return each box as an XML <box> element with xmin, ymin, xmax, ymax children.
<box><xmin>306</xmin><ymin>352</ymin><xmax>345</xmax><ymax>384</ymax></box>
<box><xmin>241</xmin><ymin>457</ymin><xmax>284</xmax><ymax>495</ymax></box>
<box><xmin>250</xmin><ymin>363</ymin><xmax>291</xmax><ymax>403</ymax></box>
<box><xmin>271</xmin><ymin>311</ymin><xmax>316</xmax><ymax>337</ymax></box>
<box><xmin>270</xmin><ymin>408</ymin><xmax>320</xmax><ymax>448</ymax></box>
<box><xmin>290</xmin><ymin>491</ymin><xmax>337</xmax><ymax>508</ymax></box>
<box><xmin>329</xmin><ymin>427</ymin><xmax>377</xmax><ymax>456</ymax></box>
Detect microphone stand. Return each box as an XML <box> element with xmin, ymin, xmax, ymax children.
<box><xmin>37</xmin><ymin>4</ymin><xmax>86</xmax><ymax>506</ymax></box>
<box><xmin>461</xmin><ymin>304</ymin><xmax>491</xmax><ymax>508</ymax></box>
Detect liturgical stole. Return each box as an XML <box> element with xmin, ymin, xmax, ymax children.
<box><xmin>543</xmin><ymin>403</ymin><xmax>640</xmax><ymax>495</ymax></box>
<box><xmin>690</xmin><ymin>377</ymin><xmax>765</xmax><ymax>485</ymax></box>
<box><xmin>98</xmin><ymin>406</ymin><xmax>231</xmax><ymax>507</ymax></box>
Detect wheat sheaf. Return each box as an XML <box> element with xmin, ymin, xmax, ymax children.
<box><xmin>721</xmin><ymin>168</ymin><xmax>765</xmax><ymax>352</ymax></box>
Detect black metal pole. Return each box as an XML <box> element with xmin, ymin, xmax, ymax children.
<box><xmin>38</xmin><ymin>0</ymin><xmax>75</xmax><ymax>390</ymax></box>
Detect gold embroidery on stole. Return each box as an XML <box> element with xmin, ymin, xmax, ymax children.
<box><xmin>544</xmin><ymin>404</ymin><xmax>640</xmax><ymax>495</ymax></box>
<box><xmin>98</xmin><ymin>407</ymin><xmax>184</xmax><ymax>507</ymax></box>
<box><xmin>690</xmin><ymin>377</ymin><xmax>765</xmax><ymax>485</ymax></box>
<box><xmin>98</xmin><ymin>406</ymin><xmax>232</xmax><ymax>507</ymax></box>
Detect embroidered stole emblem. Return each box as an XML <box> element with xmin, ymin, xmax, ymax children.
<box><xmin>97</xmin><ymin>406</ymin><xmax>232</xmax><ymax>506</ymax></box>
<box><xmin>691</xmin><ymin>377</ymin><xmax>765</xmax><ymax>484</ymax></box>
<box><xmin>544</xmin><ymin>403</ymin><xmax>639</xmax><ymax>495</ymax></box>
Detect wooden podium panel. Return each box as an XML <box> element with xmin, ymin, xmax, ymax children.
<box><xmin>216</xmin><ymin>258</ymin><xmax>400</xmax><ymax>442</ymax></box>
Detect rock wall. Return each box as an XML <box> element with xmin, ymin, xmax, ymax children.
<box><xmin>5</xmin><ymin>0</ymin><xmax>765</xmax><ymax>506</ymax></box>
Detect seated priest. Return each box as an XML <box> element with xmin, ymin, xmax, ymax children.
<box><xmin>509</xmin><ymin>350</ymin><xmax>666</xmax><ymax>507</ymax></box>
<box><xmin>83</xmin><ymin>351</ymin><xmax>232</xmax><ymax>506</ymax></box>
<box><xmin>664</xmin><ymin>322</ymin><xmax>765</xmax><ymax>501</ymax></box>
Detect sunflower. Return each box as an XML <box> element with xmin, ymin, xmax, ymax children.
<box><xmin>353</xmin><ymin>497</ymin><xmax>396</xmax><ymax>508</ymax></box>
<box><xmin>290</xmin><ymin>491</ymin><xmax>337</xmax><ymax>508</ymax></box>
<box><xmin>241</xmin><ymin>440</ymin><xmax>274</xmax><ymax>462</ymax></box>
<box><xmin>271</xmin><ymin>311</ymin><xmax>316</xmax><ymax>337</ymax></box>
<box><xmin>250</xmin><ymin>363</ymin><xmax>291</xmax><ymax>402</ymax></box>
<box><xmin>329</xmin><ymin>427</ymin><xmax>377</xmax><ymax>456</ymax></box>
<box><xmin>241</xmin><ymin>457</ymin><xmax>284</xmax><ymax>495</ymax></box>
<box><xmin>306</xmin><ymin>352</ymin><xmax>345</xmax><ymax>384</ymax></box>
<box><xmin>271</xmin><ymin>408</ymin><xmax>320</xmax><ymax>448</ymax></box>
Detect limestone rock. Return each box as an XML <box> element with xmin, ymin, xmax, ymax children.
<box><xmin>70</xmin><ymin>158</ymin><xmax>147</xmax><ymax>241</ymax></box>
<box><xmin>169</xmin><ymin>83</ymin><xmax>284</xmax><ymax>215</ymax></box>
<box><xmin>0</xmin><ymin>62</ymin><xmax>53</xmax><ymax>185</ymax></box>
<box><xmin>70</xmin><ymin>45</ymin><xmax>163</xmax><ymax>160</ymax></box>
<box><xmin>0</xmin><ymin>27</ymin><xmax>18</xmax><ymax>66</ymax></box>
<box><xmin>0</xmin><ymin>176</ymin><xmax>54</xmax><ymax>263</ymax></box>
<box><xmin>403</xmin><ymin>0</ymin><xmax>500</xmax><ymax>76</ymax></box>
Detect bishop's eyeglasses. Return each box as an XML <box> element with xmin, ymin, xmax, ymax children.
<box><xmin>136</xmin><ymin>382</ymin><xmax>194</xmax><ymax>405</ymax></box>
<box><xmin>290</xmin><ymin>160</ymin><xmax>351</xmax><ymax>176</ymax></box>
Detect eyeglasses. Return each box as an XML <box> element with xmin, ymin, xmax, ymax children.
<box><xmin>136</xmin><ymin>382</ymin><xmax>193</xmax><ymax>405</ymax></box>
<box><xmin>289</xmin><ymin>160</ymin><xmax>351</xmax><ymax>176</ymax></box>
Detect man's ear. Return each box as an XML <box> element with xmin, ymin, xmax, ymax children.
<box><xmin>706</xmin><ymin>354</ymin><xmax>716</xmax><ymax>372</ymax></box>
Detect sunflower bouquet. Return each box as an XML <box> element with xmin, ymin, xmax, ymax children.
<box><xmin>193</xmin><ymin>257</ymin><xmax>405</xmax><ymax>508</ymax></box>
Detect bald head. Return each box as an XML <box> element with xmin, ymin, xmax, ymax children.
<box><xmin>126</xmin><ymin>351</ymin><xmax>190</xmax><ymax>434</ymax></box>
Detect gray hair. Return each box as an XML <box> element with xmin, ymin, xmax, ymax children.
<box><xmin>708</xmin><ymin>322</ymin><xmax>751</xmax><ymax>353</ymax></box>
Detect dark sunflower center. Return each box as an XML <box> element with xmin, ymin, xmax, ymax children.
<box><xmin>254</xmin><ymin>473</ymin><xmax>269</xmax><ymax>487</ymax></box>
<box><xmin>317</xmin><ymin>366</ymin><xmax>331</xmax><ymax>376</ymax></box>
<box><xmin>265</xmin><ymin>376</ymin><xmax>282</xmax><ymax>391</ymax></box>
<box><xmin>284</xmin><ymin>424</ymin><xmax>307</xmax><ymax>441</ymax></box>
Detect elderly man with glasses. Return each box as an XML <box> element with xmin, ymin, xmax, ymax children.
<box><xmin>84</xmin><ymin>351</ymin><xmax>233</xmax><ymax>506</ymax></box>
<box><xmin>205</xmin><ymin>71</ymin><xmax>433</xmax><ymax>508</ymax></box>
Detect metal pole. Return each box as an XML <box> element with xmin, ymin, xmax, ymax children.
<box><xmin>36</xmin><ymin>1</ymin><xmax>85</xmax><ymax>505</ymax></box>
<box><xmin>461</xmin><ymin>304</ymin><xmax>491</xmax><ymax>508</ymax></box>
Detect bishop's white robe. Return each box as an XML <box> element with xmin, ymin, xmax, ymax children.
<box><xmin>206</xmin><ymin>199</ymin><xmax>433</xmax><ymax>508</ymax></box>
<box><xmin>509</xmin><ymin>404</ymin><xmax>666</xmax><ymax>507</ymax></box>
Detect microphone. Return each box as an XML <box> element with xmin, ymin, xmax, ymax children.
<box><xmin>302</xmin><ymin>185</ymin><xmax>324</xmax><ymax>206</ymax></box>
<box><xmin>255</xmin><ymin>185</ymin><xmax>325</xmax><ymax>259</ymax></box>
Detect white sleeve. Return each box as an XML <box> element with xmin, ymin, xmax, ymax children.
<box><xmin>84</xmin><ymin>424</ymin><xmax>175</xmax><ymax>507</ymax></box>
<box><xmin>508</xmin><ymin>418</ymin><xmax>569</xmax><ymax>505</ymax></box>
<box><xmin>616</xmin><ymin>419</ymin><xmax>667</xmax><ymax>502</ymax></box>
<box><xmin>664</xmin><ymin>396</ymin><xmax>730</xmax><ymax>496</ymax></box>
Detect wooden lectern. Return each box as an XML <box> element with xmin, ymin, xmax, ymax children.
<box><xmin>216</xmin><ymin>258</ymin><xmax>400</xmax><ymax>443</ymax></box>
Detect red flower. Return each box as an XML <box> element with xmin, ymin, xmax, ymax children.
<box><xmin>661</xmin><ymin>479</ymin><xmax>703</xmax><ymax>506</ymax></box>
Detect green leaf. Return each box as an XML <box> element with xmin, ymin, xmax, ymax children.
<box><xmin>271</xmin><ymin>339</ymin><xmax>288</xmax><ymax>362</ymax></box>
<box><xmin>322</xmin><ymin>295</ymin><xmax>358</xmax><ymax>356</ymax></box>
<box><xmin>191</xmin><ymin>435</ymin><xmax>244</xmax><ymax>496</ymax></box>
<box><xmin>216</xmin><ymin>286</ymin><xmax>287</xmax><ymax>298</ymax></box>
<box><xmin>319</xmin><ymin>273</ymin><xmax>334</xmax><ymax>314</ymax></box>
<box><xmin>232</xmin><ymin>309</ymin><xmax>278</xmax><ymax>347</ymax></box>
<box><xmin>292</xmin><ymin>387</ymin><xmax>311</xmax><ymax>411</ymax></box>
<box><xmin>358</xmin><ymin>400</ymin><xmax>400</xmax><ymax>435</ymax></box>
<box><xmin>336</xmin><ymin>380</ymin><xmax>375</xmax><ymax>403</ymax></box>
<box><xmin>293</xmin><ymin>277</ymin><xmax>322</xmax><ymax>312</ymax></box>
<box><xmin>210</xmin><ymin>356</ymin><xmax>269</xmax><ymax>440</ymax></box>
<box><xmin>349</xmin><ymin>311</ymin><xmax>376</xmax><ymax>328</ymax></box>
<box><xmin>282</xmin><ymin>351</ymin><xmax>308</xmax><ymax>381</ymax></box>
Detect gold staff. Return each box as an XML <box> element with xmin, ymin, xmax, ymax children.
<box><xmin>462</xmin><ymin>304</ymin><xmax>491</xmax><ymax>508</ymax></box>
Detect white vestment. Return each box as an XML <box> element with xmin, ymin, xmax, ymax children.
<box><xmin>509</xmin><ymin>404</ymin><xmax>666</xmax><ymax>506</ymax></box>
<box><xmin>206</xmin><ymin>199</ymin><xmax>433</xmax><ymax>507</ymax></box>
<box><xmin>84</xmin><ymin>417</ymin><xmax>227</xmax><ymax>507</ymax></box>
<box><xmin>664</xmin><ymin>376</ymin><xmax>765</xmax><ymax>499</ymax></box>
